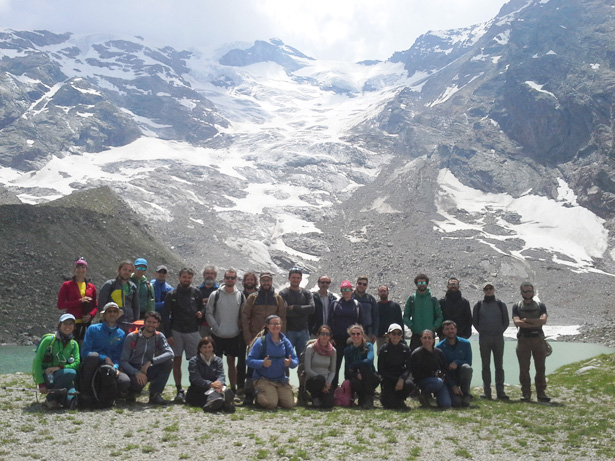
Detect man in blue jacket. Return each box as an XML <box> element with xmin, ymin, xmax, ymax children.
<box><xmin>437</xmin><ymin>320</ymin><xmax>472</xmax><ymax>407</ymax></box>
<box><xmin>151</xmin><ymin>265</ymin><xmax>173</xmax><ymax>313</ymax></box>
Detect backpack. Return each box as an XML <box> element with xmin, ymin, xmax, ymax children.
<box><xmin>91</xmin><ymin>364</ymin><xmax>118</xmax><ymax>409</ymax></box>
<box><xmin>334</xmin><ymin>379</ymin><xmax>353</xmax><ymax>407</ymax></box>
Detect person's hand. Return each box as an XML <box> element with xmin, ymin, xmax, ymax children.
<box><xmin>40</xmin><ymin>386</ymin><xmax>48</xmax><ymax>395</ymax></box>
<box><xmin>262</xmin><ymin>356</ymin><xmax>272</xmax><ymax>368</ymax></box>
<box><xmin>167</xmin><ymin>337</ymin><xmax>175</xmax><ymax>346</ymax></box>
<box><xmin>105</xmin><ymin>357</ymin><xmax>114</xmax><ymax>367</ymax></box>
<box><xmin>452</xmin><ymin>385</ymin><xmax>463</xmax><ymax>396</ymax></box>
<box><xmin>370</xmin><ymin>335</ymin><xmax>376</xmax><ymax>344</ymax></box>
<box><xmin>202</xmin><ymin>298</ymin><xmax>209</xmax><ymax>306</ymax></box>
<box><xmin>45</xmin><ymin>367</ymin><xmax>60</xmax><ymax>374</ymax></box>
<box><xmin>211</xmin><ymin>381</ymin><xmax>223</xmax><ymax>392</ymax></box>
<box><xmin>395</xmin><ymin>379</ymin><xmax>404</xmax><ymax>391</ymax></box>
<box><xmin>357</xmin><ymin>372</ymin><xmax>362</xmax><ymax>381</ymax></box>
<box><xmin>136</xmin><ymin>371</ymin><xmax>148</xmax><ymax>386</ymax></box>
<box><xmin>284</xmin><ymin>355</ymin><xmax>293</xmax><ymax>367</ymax></box>
<box><xmin>323</xmin><ymin>383</ymin><xmax>331</xmax><ymax>393</ymax></box>
<box><xmin>82</xmin><ymin>314</ymin><xmax>91</xmax><ymax>323</ymax></box>
<box><xmin>81</xmin><ymin>296</ymin><xmax>92</xmax><ymax>303</ymax></box>
<box><xmin>448</xmin><ymin>362</ymin><xmax>458</xmax><ymax>370</ymax></box>
<box><xmin>330</xmin><ymin>339</ymin><xmax>336</xmax><ymax>346</ymax></box>
<box><xmin>196</xmin><ymin>311</ymin><xmax>203</xmax><ymax>319</ymax></box>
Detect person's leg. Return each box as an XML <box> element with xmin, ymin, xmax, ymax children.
<box><xmin>170</xmin><ymin>330</ymin><xmax>185</xmax><ymax>389</ymax></box>
<box><xmin>236</xmin><ymin>338</ymin><xmax>247</xmax><ymax>391</ymax></box>
<box><xmin>516</xmin><ymin>337</ymin><xmax>532</xmax><ymax>398</ymax></box>
<box><xmin>305</xmin><ymin>375</ymin><xmax>326</xmax><ymax>397</ymax></box>
<box><xmin>117</xmin><ymin>371</ymin><xmax>131</xmax><ymax>396</ymax></box>
<box><xmin>147</xmin><ymin>359</ymin><xmax>173</xmax><ymax>396</ymax></box>
<box><xmin>493</xmin><ymin>335</ymin><xmax>507</xmax><ymax>397</ymax></box>
<box><xmin>380</xmin><ymin>378</ymin><xmax>398</xmax><ymax>409</ymax></box>
<box><xmin>293</xmin><ymin>329</ymin><xmax>310</xmax><ymax>359</ymax></box>
<box><xmin>479</xmin><ymin>338</ymin><xmax>493</xmax><ymax>397</ymax></box>
<box><xmin>226</xmin><ymin>355</ymin><xmax>237</xmax><ymax>390</ymax></box>
<box><xmin>532</xmin><ymin>337</ymin><xmax>548</xmax><ymax>398</ymax></box>
<box><xmin>410</xmin><ymin>334</ymin><xmax>422</xmax><ymax>352</ymax></box>
<box><xmin>332</xmin><ymin>337</ymin><xmax>346</xmax><ymax>388</ymax></box>
<box><xmin>255</xmin><ymin>378</ymin><xmax>278</xmax><ymax>410</ymax></box>
<box><xmin>276</xmin><ymin>382</ymin><xmax>296</xmax><ymax>409</ymax></box>
<box><xmin>458</xmin><ymin>363</ymin><xmax>473</xmax><ymax>396</ymax></box>
<box><xmin>52</xmin><ymin>368</ymin><xmax>78</xmax><ymax>406</ymax></box>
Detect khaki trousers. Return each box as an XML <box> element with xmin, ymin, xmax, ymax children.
<box><xmin>255</xmin><ymin>378</ymin><xmax>295</xmax><ymax>410</ymax></box>
<box><xmin>516</xmin><ymin>336</ymin><xmax>547</xmax><ymax>396</ymax></box>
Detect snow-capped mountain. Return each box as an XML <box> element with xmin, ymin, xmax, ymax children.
<box><xmin>0</xmin><ymin>0</ymin><xmax>614</xmax><ymax>326</ymax></box>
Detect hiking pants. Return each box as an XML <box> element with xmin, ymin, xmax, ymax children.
<box><xmin>516</xmin><ymin>336</ymin><xmax>547</xmax><ymax>396</ymax></box>
<box><xmin>255</xmin><ymin>378</ymin><xmax>295</xmax><ymax>410</ymax></box>
<box><xmin>479</xmin><ymin>335</ymin><xmax>505</xmax><ymax>395</ymax></box>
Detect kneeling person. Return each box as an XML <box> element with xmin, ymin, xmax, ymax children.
<box><xmin>120</xmin><ymin>311</ymin><xmax>173</xmax><ymax>404</ymax></box>
<box><xmin>436</xmin><ymin>320</ymin><xmax>473</xmax><ymax>407</ymax></box>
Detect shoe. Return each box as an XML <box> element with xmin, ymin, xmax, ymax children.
<box><xmin>360</xmin><ymin>397</ymin><xmax>374</xmax><ymax>409</ymax></box>
<box><xmin>124</xmin><ymin>392</ymin><xmax>137</xmax><ymax>403</ymax></box>
<box><xmin>312</xmin><ymin>397</ymin><xmax>322</xmax><ymax>408</ymax></box>
<box><xmin>203</xmin><ymin>398</ymin><xmax>224</xmax><ymax>412</ymax></box>
<box><xmin>460</xmin><ymin>395</ymin><xmax>471</xmax><ymax>408</ymax></box>
<box><xmin>418</xmin><ymin>394</ymin><xmax>431</xmax><ymax>408</ymax></box>
<box><xmin>174</xmin><ymin>389</ymin><xmax>186</xmax><ymax>404</ymax></box>
<box><xmin>537</xmin><ymin>394</ymin><xmax>551</xmax><ymax>402</ymax></box>
<box><xmin>243</xmin><ymin>394</ymin><xmax>254</xmax><ymax>406</ymax></box>
<box><xmin>68</xmin><ymin>397</ymin><xmax>79</xmax><ymax>410</ymax></box>
<box><xmin>480</xmin><ymin>394</ymin><xmax>492</xmax><ymax>400</ymax></box>
<box><xmin>149</xmin><ymin>393</ymin><xmax>169</xmax><ymax>405</ymax></box>
<box><xmin>43</xmin><ymin>399</ymin><xmax>60</xmax><ymax>410</ymax></box>
<box><xmin>496</xmin><ymin>393</ymin><xmax>510</xmax><ymax>401</ymax></box>
<box><xmin>520</xmin><ymin>394</ymin><xmax>532</xmax><ymax>402</ymax></box>
<box><xmin>223</xmin><ymin>402</ymin><xmax>236</xmax><ymax>413</ymax></box>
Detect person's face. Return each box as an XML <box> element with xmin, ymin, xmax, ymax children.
<box><xmin>74</xmin><ymin>264</ymin><xmax>87</xmax><ymax>279</ymax></box>
<box><xmin>318</xmin><ymin>328</ymin><xmax>332</xmax><ymax>345</ymax></box>
<box><xmin>203</xmin><ymin>269</ymin><xmax>217</xmax><ymax>285</ymax></box>
<box><xmin>224</xmin><ymin>272</ymin><xmax>237</xmax><ymax>288</ymax></box>
<box><xmin>119</xmin><ymin>264</ymin><xmax>133</xmax><ymax>281</ymax></box>
<box><xmin>267</xmin><ymin>318</ymin><xmax>282</xmax><ymax>335</ymax></box>
<box><xmin>341</xmin><ymin>287</ymin><xmax>353</xmax><ymax>300</ymax></box>
<box><xmin>416</xmin><ymin>279</ymin><xmax>428</xmax><ymax>292</ymax></box>
<box><xmin>59</xmin><ymin>320</ymin><xmax>75</xmax><ymax>336</ymax></box>
<box><xmin>318</xmin><ymin>277</ymin><xmax>331</xmax><ymax>292</ymax></box>
<box><xmin>356</xmin><ymin>279</ymin><xmax>368</xmax><ymax>294</ymax></box>
<box><xmin>200</xmin><ymin>342</ymin><xmax>214</xmax><ymax>357</ymax></box>
<box><xmin>135</xmin><ymin>265</ymin><xmax>147</xmax><ymax>277</ymax></box>
<box><xmin>103</xmin><ymin>308</ymin><xmax>121</xmax><ymax>324</ymax></box>
<box><xmin>243</xmin><ymin>275</ymin><xmax>257</xmax><ymax>290</ymax></box>
<box><xmin>443</xmin><ymin>323</ymin><xmax>457</xmax><ymax>339</ymax></box>
<box><xmin>350</xmin><ymin>328</ymin><xmax>363</xmax><ymax>346</ymax></box>
<box><xmin>260</xmin><ymin>277</ymin><xmax>273</xmax><ymax>291</ymax></box>
<box><xmin>521</xmin><ymin>286</ymin><xmax>534</xmax><ymax>300</ymax></box>
<box><xmin>483</xmin><ymin>286</ymin><xmax>495</xmax><ymax>296</ymax></box>
<box><xmin>289</xmin><ymin>273</ymin><xmax>302</xmax><ymax>289</ymax></box>
<box><xmin>421</xmin><ymin>331</ymin><xmax>434</xmax><ymax>349</ymax></box>
<box><xmin>377</xmin><ymin>286</ymin><xmax>389</xmax><ymax>301</ymax></box>
<box><xmin>389</xmin><ymin>329</ymin><xmax>402</xmax><ymax>345</ymax></box>
<box><xmin>447</xmin><ymin>280</ymin><xmax>459</xmax><ymax>292</ymax></box>
<box><xmin>156</xmin><ymin>270</ymin><xmax>168</xmax><ymax>282</ymax></box>
<box><xmin>143</xmin><ymin>316</ymin><xmax>159</xmax><ymax>333</ymax></box>
<box><xmin>179</xmin><ymin>272</ymin><xmax>194</xmax><ymax>287</ymax></box>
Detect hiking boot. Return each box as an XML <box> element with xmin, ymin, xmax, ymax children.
<box><xmin>124</xmin><ymin>392</ymin><xmax>137</xmax><ymax>403</ymax></box>
<box><xmin>43</xmin><ymin>399</ymin><xmax>60</xmax><ymax>410</ymax></box>
<box><xmin>520</xmin><ymin>393</ymin><xmax>532</xmax><ymax>402</ymax></box>
<box><xmin>480</xmin><ymin>394</ymin><xmax>492</xmax><ymax>400</ymax></box>
<box><xmin>174</xmin><ymin>389</ymin><xmax>186</xmax><ymax>404</ymax></box>
<box><xmin>243</xmin><ymin>393</ymin><xmax>254</xmax><ymax>406</ymax></box>
<box><xmin>460</xmin><ymin>395</ymin><xmax>471</xmax><ymax>408</ymax></box>
<box><xmin>537</xmin><ymin>394</ymin><xmax>551</xmax><ymax>403</ymax></box>
<box><xmin>203</xmin><ymin>398</ymin><xmax>224</xmax><ymax>413</ymax></box>
<box><xmin>223</xmin><ymin>402</ymin><xmax>236</xmax><ymax>413</ymax></box>
<box><xmin>360</xmin><ymin>396</ymin><xmax>374</xmax><ymax>409</ymax></box>
<box><xmin>418</xmin><ymin>393</ymin><xmax>431</xmax><ymax>408</ymax></box>
<box><xmin>68</xmin><ymin>397</ymin><xmax>79</xmax><ymax>410</ymax></box>
<box><xmin>496</xmin><ymin>392</ymin><xmax>510</xmax><ymax>401</ymax></box>
<box><xmin>312</xmin><ymin>397</ymin><xmax>322</xmax><ymax>408</ymax></box>
<box><xmin>149</xmin><ymin>393</ymin><xmax>169</xmax><ymax>405</ymax></box>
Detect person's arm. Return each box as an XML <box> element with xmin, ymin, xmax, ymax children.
<box><xmin>353</xmin><ymin>342</ymin><xmax>374</xmax><ymax>368</ymax></box>
<box><xmin>241</xmin><ymin>296</ymin><xmax>254</xmax><ymax>344</ymax></box>
<box><xmin>87</xmin><ymin>284</ymin><xmax>98</xmax><ymax>318</ymax></box>
<box><xmin>131</xmin><ymin>286</ymin><xmax>140</xmax><ymax>323</ymax></box>
<box><xmin>297</xmin><ymin>290</ymin><xmax>315</xmax><ymax>315</ymax></box>
<box><xmin>162</xmin><ymin>291</ymin><xmax>174</xmax><ymax>338</ymax></box>
<box><xmin>246</xmin><ymin>338</ymin><xmax>266</xmax><ymax>369</ymax></box>
<box><xmin>501</xmin><ymin>302</ymin><xmax>510</xmax><ymax>331</ymax></box>
<box><xmin>276</xmin><ymin>296</ymin><xmax>287</xmax><ymax>332</ymax></box>
<box><xmin>472</xmin><ymin>301</ymin><xmax>480</xmax><ymax>332</ymax></box>
<box><xmin>57</xmin><ymin>282</ymin><xmax>81</xmax><ymax>311</ymax></box>
<box><xmin>32</xmin><ymin>336</ymin><xmax>53</xmax><ymax>386</ymax></box>
<box><xmin>285</xmin><ymin>338</ymin><xmax>299</xmax><ymax>369</ymax></box>
<box><xmin>148</xmin><ymin>284</ymin><xmax>155</xmax><ymax>312</ymax></box>
<box><xmin>119</xmin><ymin>335</ymin><xmax>139</xmax><ymax>376</ymax></box>
<box><xmin>98</xmin><ymin>281</ymin><xmax>111</xmax><ymax>310</ymax></box>
<box><xmin>205</xmin><ymin>291</ymin><xmax>219</xmax><ymax>334</ymax></box>
<box><xmin>370</xmin><ymin>299</ymin><xmax>379</xmax><ymax>340</ymax></box>
<box><xmin>213</xmin><ymin>357</ymin><xmax>226</xmax><ymax>385</ymax></box>
<box><xmin>433</xmin><ymin>298</ymin><xmax>444</xmax><ymax>330</ymax></box>
<box><xmin>153</xmin><ymin>334</ymin><xmax>174</xmax><ymax>365</ymax></box>
<box><xmin>326</xmin><ymin>349</ymin><xmax>337</xmax><ymax>384</ymax></box>
<box><xmin>400</xmin><ymin>347</ymin><xmax>412</xmax><ymax>381</ymax></box>
<box><xmin>188</xmin><ymin>357</ymin><xmax>212</xmax><ymax>389</ymax></box>
<box><xmin>403</xmin><ymin>297</ymin><xmax>413</xmax><ymax>331</ymax></box>
<box><xmin>304</xmin><ymin>346</ymin><xmax>317</xmax><ymax>378</ymax></box>
<box><xmin>461</xmin><ymin>299</ymin><xmax>472</xmax><ymax>338</ymax></box>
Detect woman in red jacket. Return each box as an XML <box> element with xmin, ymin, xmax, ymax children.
<box><xmin>57</xmin><ymin>257</ymin><xmax>97</xmax><ymax>341</ymax></box>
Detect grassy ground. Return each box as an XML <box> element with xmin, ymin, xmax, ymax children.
<box><xmin>0</xmin><ymin>354</ymin><xmax>613</xmax><ymax>460</ymax></box>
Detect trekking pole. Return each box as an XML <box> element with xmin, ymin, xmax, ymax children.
<box><xmin>1</xmin><ymin>387</ymin><xmax>79</xmax><ymax>395</ymax></box>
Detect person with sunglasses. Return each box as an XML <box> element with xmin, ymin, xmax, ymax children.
<box><xmin>309</xmin><ymin>275</ymin><xmax>337</xmax><ymax>336</ymax></box>
<box><xmin>403</xmin><ymin>274</ymin><xmax>443</xmax><ymax>351</ymax></box>
<box><xmin>131</xmin><ymin>258</ymin><xmax>155</xmax><ymax>319</ymax></box>
<box><xmin>303</xmin><ymin>325</ymin><xmax>337</xmax><ymax>408</ymax></box>
<box><xmin>377</xmin><ymin>323</ymin><xmax>414</xmax><ymax>410</ymax></box>
<box><xmin>57</xmin><ymin>257</ymin><xmax>97</xmax><ymax>342</ymax></box>
<box><xmin>353</xmin><ymin>276</ymin><xmax>378</xmax><ymax>343</ymax></box>
<box><xmin>344</xmin><ymin>324</ymin><xmax>379</xmax><ymax>409</ymax></box>
<box><xmin>151</xmin><ymin>265</ymin><xmax>173</xmax><ymax>314</ymax></box>
<box><xmin>327</xmin><ymin>280</ymin><xmax>363</xmax><ymax>387</ymax></box>
<box><xmin>279</xmin><ymin>267</ymin><xmax>315</xmax><ymax>359</ymax></box>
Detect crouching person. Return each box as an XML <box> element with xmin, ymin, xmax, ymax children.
<box><xmin>186</xmin><ymin>337</ymin><xmax>235</xmax><ymax>413</ymax></box>
<box><xmin>345</xmin><ymin>324</ymin><xmax>380</xmax><ymax>409</ymax></box>
<box><xmin>120</xmin><ymin>311</ymin><xmax>173</xmax><ymax>404</ymax></box>
<box><xmin>246</xmin><ymin>315</ymin><xmax>298</xmax><ymax>410</ymax></box>
<box><xmin>33</xmin><ymin>313</ymin><xmax>81</xmax><ymax>409</ymax></box>
<box><xmin>79</xmin><ymin>302</ymin><xmax>130</xmax><ymax>408</ymax></box>
<box><xmin>378</xmin><ymin>323</ymin><xmax>414</xmax><ymax>410</ymax></box>
<box><xmin>436</xmin><ymin>320</ymin><xmax>473</xmax><ymax>407</ymax></box>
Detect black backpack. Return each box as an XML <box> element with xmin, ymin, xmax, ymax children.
<box><xmin>91</xmin><ymin>364</ymin><xmax>118</xmax><ymax>409</ymax></box>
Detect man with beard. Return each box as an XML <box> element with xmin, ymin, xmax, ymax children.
<box><xmin>309</xmin><ymin>275</ymin><xmax>337</xmax><ymax>336</ymax></box>
<box><xmin>237</xmin><ymin>272</ymin><xmax>258</xmax><ymax>393</ymax></box>
<box><xmin>403</xmin><ymin>273</ymin><xmax>443</xmax><ymax>351</ymax></box>
<box><xmin>375</xmin><ymin>285</ymin><xmax>404</xmax><ymax>350</ymax></box>
<box><xmin>513</xmin><ymin>282</ymin><xmax>550</xmax><ymax>402</ymax></box>
<box><xmin>99</xmin><ymin>261</ymin><xmax>139</xmax><ymax>333</ymax></box>
<box><xmin>131</xmin><ymin>258</ymin><xmax>155</xmax><ymax>319</ymax></box>
<box><xmin>198</xmin><ymin>265</ymin><xmax>219</xmax><ymax>338</ymax></box>
<box><xmin>437</xmin><ymin>320</ymin><xmax>473</xmax><ymax>407</ymax></box>
<box><xmin>353</xmin><ymin>276</ymin><xmax>379</xmax><ymax>343</ymax></box>
<box><xmin>438</xmin><ymin>278</ymin><xmax>472</xmax><ymax>340</ymax></box>
<box><xmin>151</xmin><ymin>265</ymin><xmax>173</xmax><ymax>314</ymax></box>
<box><xmin>162</xmin><ymin>268</ymin><xmax>203</xmax><ymax>403</ymax></box>
<box><xmin>279</xmin><ymin>267</ymin><xmax>315</xmax><ymax>358</ymax></box>
<box><xmin>240</xmin><ymin>272</ymin><xmax>286</xmax><ymax>405</ymax></box>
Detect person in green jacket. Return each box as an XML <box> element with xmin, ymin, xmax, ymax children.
<box><xmin>32</xmin><ymin>313</ymin><xmax>81</xmax><ymax>409</ymax></box>
<box><xmin>403</xmin><ymin>274</ymin><xmax>443</xmax><ymax>351</ymax></box>
<box><xmin>132</xmin><ymin>257</ymin><xmax>155</xmax><ymax>318</ymax></box>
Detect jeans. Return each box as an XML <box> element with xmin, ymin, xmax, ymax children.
<box><xmin>45</xmin><ymin>368</ymin><xmax>78</xmax><ymax>406</ymax></box>
<box><xmin>127</xmin><ymin>359</ymin><xmax>173</xmax><ymax>395</ymax></box>
<box><xmin>418</xmin><ymin>377</ymin><xmax>452</xmax><ymax>408</ymax></box>
<box><xmin>286</xmin><ymin>329</ymin><xmax>310</xmax><ymax>358</ymax></box>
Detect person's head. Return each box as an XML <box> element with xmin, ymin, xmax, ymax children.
<box><xmin>155</xmin><ymin>265</ymin><xmax>168</xmax><ymax>282</ymax></box>
<box><xmin>243</xmin><ymin>272</ymin><xmax>258</xmax><ymax>290</ymax></box>
<box><xmin>355</xmin><ymin>276</ymin><xmax>368</xmax><ymax>294</ymax></box>
<box><xmin>288</xmin><ymin>267</ymin><xmax>302</xmax><ymax>289</ymax></box>
<box><xmin>134</xmin><ymin>258</ymin><xmax>148</xmax><ymax>276</ymax></box>
<box><xmin>442</xmin><ymin>320</ymin><xmax>458</xmax><ymax>340</ymax></box>
<box><xmin>386</xmin><ymin>323</ymin><xmax>403</xmax><ymax>345</ymax></box>
<box><xmin>420</xmin><ymin>329</ymin><xmax>435</xmax><ymax>350</ymax></box>
<box><xmin>483</xmin><ymin>282</ymin><xmax>495</xmax><ymax>297</ymax></box>
<box><xmin>101</xmin><ymin>302</ymin><xmax>123</xmax><ymax>326</ymax></box>
<box><xmin>179</xmin><ymin>268</ymin><xmax>195</xmax><ymax>287</ymax></box>
<box><xmin>58</xmin><ymin>313</ymin><xmax>76</xmax><ymax>336</ymax></box>
<box><xmin>316</xmin><ymin>324</ymin><xmax>332</xmax><ymax>345</ymax></box>
<box><xmin>198</xmin><ymin>336</ymin><xmax>216</xmax><ymax>357</ymax></box>
<box><xmin>73</xmin><ymin>257</ymin><xmax>88</xmax><ymax>279</ymax></box>
<box><xmin>347</xmin><ymin>324</ymin><xmax>366</xmax><ymax>347</ymax></box>
<box><xmin>143</xmin><ymin>311</ymin><xmax>161</xmax><ymax>333</ymax></box>
<box><xmin>264</xmin><ymin>315</ymin><xmax>282</xmax><ymax>337</ymax></box>
<box><xmin>224</xmin><ymin>269</ymin><xmax>237</xmax><ymax>288</ymax></box>
<box><xmin>414</xmin><ymin>273</ymin><xmax>429</xmax><ymax>292</ymax></box>
<box><xmin>259</xmin><ymin>273</ymin><xmax>273</xmax><ymax>291</ymax></box>
<box><xmin>118</xmin><ymin>260</ymin><xmax>134</xmax><ymax>281</ymax></box>
<box><xmin>317</xmin><ymin>275</ymin><xmax>331</xmax><ymax>293</ymax></box>
<box><xmin>340</xmin><ymin>281</ymin><xmax>353</xmax><ymax>300</ymax></box>
<box><xmin>447</xmin><ymin>277</ymin><xmax>460</xmax><ymax>293</ymax></box>
<box><xmin>202</xmin><ymin>265</ymin><xmax>217</xmax><ymax>286</ymax></box>
<box><xmin>377</xmin><ymin>285</ymin><xmax>389</xmax><ymax>301</ymax></box>
<box><xmin>520</xmin><ymin>282</ymin><xmax>534</xmax><ymax>300</ymax></box>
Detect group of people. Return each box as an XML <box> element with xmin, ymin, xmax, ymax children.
<box><xmin>35</xmin><ymin>258</ymin><xmax>551</xmax><ymax>412</ymax></box>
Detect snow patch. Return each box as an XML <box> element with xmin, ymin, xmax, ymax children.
<box><xmin>525</xmin><ymin>81</ymin><xmax>557</xmax><ymax>100</ymax></box>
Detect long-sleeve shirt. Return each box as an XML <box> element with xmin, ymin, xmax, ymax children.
<box><xmin>279</xmin><ymin>287</ymin><xmax>315</xmax><ymax>332</ymax></box>
<box><xmin>120</xmin><ymin>329</ymin><xmax>173</xmax><ymax>376</ymax></box>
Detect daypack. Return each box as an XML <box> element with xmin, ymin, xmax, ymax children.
<box><xmin>334</xmin><ymin>379</ymin><xmax>353</xmax><ymax>407</ymax></box>
<box><xmin>91</xmin><ymin>364</ymin><xmax>118</xmax><ymax>409</ymax></box>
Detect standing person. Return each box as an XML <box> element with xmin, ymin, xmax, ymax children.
<box><xmin>119</xmin><ymin>311</ymin><xmax>173</xmax><ymax>405</ymax></box>
<box><xmin>411</xmin><ymin>329</ymin><xmax>451</xmax><ymax>409</ymax></box>
<box><xmin>309</xmin><ymin>275</ymin><xmax>337</xmax><ymax>336</ymax></box>
<box><xmin>303</xmin><ymin>325</ymin><xmax>337</xmax><ymax>409</ymax></box>
<box><xmin>472</xmin><ymin>282</ymin><xmax>510</xmax><ymax>400</ymax></box>
<box><xmin>438</xmin><ymin>277</ymin><xmax>472</xmax><ymax>340</ymax></box>
<box><xmin>99</xmin><ymin>260</ymin><xmax>139</xmax><ymax>333</ymax></box>
<box><xmin>237</xmin><ymin>272</ymin><xmax>258</xmax><ymax>394</ymax></box>
<box><xmin>403</xmin><ymin>274</ymin><xmax>443</xmax><ymax>351</ymax></box>
<box><xmin>131</xmin><ymin>258</ymin><xmax>155</xmax><ymax>318</ymax></box>
<box><xmin>344</xmin><ymin>324</ymin><xmax>379</xmax><ymax>409</ymax></box>
<box><xmin>279</xmin><ymin>267</ymin><xmax>315</xmax><ymax>358</ymax></box>
<box><xmin>353</xmin><ymin>276</ymin><xmax>379</xmax><ymax>343</ymax></box>
<box><xmin>327</xmin><ymin>281</ymin><xmax>363</xmax><ymax>387</ymax></box>
<box><xmin>32</xmin><ymin>313</ymin><xmax>80</xmax><ymax>409</ymax></box>
<box><xmin>513</xmin><ymin>282</ymin><xmax>550</xmax><ymax>402</ymax></box>
<box><xmin>205</xmin><ymin>269</ymin><xmax>245</xmax><ymax>393</ymax></box>
<box><xmin>246</xmin><ymin>315</ymin><xmax>298</xmax><ymax>410</ymax></box>
<box><xmin>436</xmin><ymin>320</ymin><xmax>473</xmax><ymax>407</ymax></box>
<box><xmin>241</xmin><ymin>272</ymin><xmax>286</xmax><ymax>405</ymax></box>
<box><xmin>162</xmin><ymin>267</ymin><xmax>204</xmax><ymax>404</ymax></box>
<box><xmin>57</xmin><ymin>257</ymin><xmax>97</xmax><ymax>342</ymax></box>
<box><xmin>375</xmin><ymin>285</ymin><xmax>404</xmax><ymax>350</ymax></box>
<box><xmin>151</xmin><ymin>265</ymin><xmax>173</xmax><ymax>314</ymax></box>
<box><xmin>198</xmin><ymin>265</ymin><xmax>219</xmax><ymax>338</ymax></box>
<box><xmin>80</xmin><ymin>302</ymin><xmax>130</xmax><ymax>408</ymax></box>
<box><xmin>378</xmin><ymin>323</ymin><xmax>414</xmax><ymax>410</ymax></box>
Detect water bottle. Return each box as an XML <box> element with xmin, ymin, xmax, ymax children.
<box><xmin>46</xmin><ymin>372</ymin><xmax>54</xmax><ymax>385</ymax></box>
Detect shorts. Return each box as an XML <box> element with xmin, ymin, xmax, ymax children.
<box><xmin>170</xmin><ymin>330</ymin><xmax>200</xmax><ymax>359</ymax></box>
<box><xmin>211</xmin><ymin>333</ymin><xmax>242</xmax><ymax>358</ymax></box>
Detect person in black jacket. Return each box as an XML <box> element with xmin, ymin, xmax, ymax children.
<box><xmin>438</xmin><ymin>277</ymin><xmax>472</xmax><ymax>340</ymax></box>
<box><xmin>377</xmin><ymin>323</ymin><xmax>414</xmax><ymax>409</ymax></box>
<box><xmin>410</xmin><ymin>330</ymin><xmax>452</xmax><ymax>409</ymax></box>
